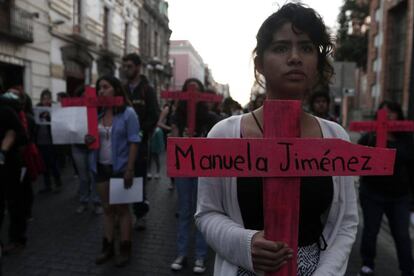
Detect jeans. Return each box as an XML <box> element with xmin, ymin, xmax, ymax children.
<box><xmin>71</xmin><ymin>145</ymin><xmax>100</xmax><ymax>204</ymax></box>
<box><xmin>38</xmin><ymin>145</ymin><xmax>61</xmax><ymax>189</ymax></box>
<box><xmin>360</xmin><ymin>192</ymin><xmax>414</xmax><ymax>275</ymax></box>
<box><xmin>176</xmin><ymin>177</ymin><xmax>208</xmax><ymax>259</ymax></box>
<box><xmin>133</xmin><ymin>142</ymin><xmax>149</xmax><ymax>219</ymax></box>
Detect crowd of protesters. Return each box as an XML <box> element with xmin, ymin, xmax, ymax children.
<box><xmin>0</xmin><ymin>49</ymin><xmax>413</xmax><ymax>275</ymax></box>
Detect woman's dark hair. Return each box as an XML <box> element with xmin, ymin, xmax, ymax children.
<box><xmin>40</xmin><ymin>89</ymin><xmax>52</xmax><ymax>100</ymax></box>
<box><xmin>175</xmin><ymin>78</ymin><xmax>211</xmax><ymax>136</ymax></box>
<box><xmin>96</xmin><ymin>75</ymin><xmax>131</xmax><ymax>114</ymax></box>
<box><xmin>309</xmin><ymin>90</ymin><xmax>331</xmax><ymax>112</ymax></box>
<box><xmin>181</xmin><ymin>78</ymin><xmax>205</xmax><ymax>92</ymax></box>
<box><xmin>377</xmin><ymin>100</ymin><xmax>409</xmax><ymax>139</ymax></box>
<box><xmin>254</xmin><ymin>3</ymin><xmax>334</xmax><ymax>88</ymax></box>
<box><xmin>377</xmin><ymin>100</ymin><xmax>404</xmax><ymax>120</ymax></box>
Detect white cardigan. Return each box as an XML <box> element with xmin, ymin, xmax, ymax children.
<box><xmin>195</xmin><ymin>115</ymin><xmax>358</xmax><ymax>276</ymax></box>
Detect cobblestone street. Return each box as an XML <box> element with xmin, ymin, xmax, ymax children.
<box><xmin>1</xmin><ymin>154</ymin><xmax>407</xmax><ymax>276</ymax></box>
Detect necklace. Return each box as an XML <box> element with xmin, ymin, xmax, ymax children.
<box><xmin>103</xmin><ymin>125</ymin><xmax>111</xmax><ymax>140</ymax></box>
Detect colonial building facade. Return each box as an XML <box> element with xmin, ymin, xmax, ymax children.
<box><xmin>0</xmin><ymin>0</ymin><xmax>171</xmax><ymax>101</ymax></box>
<box><xmin>169</xmin><ymin>40</ymin><xmax>229</xmax><ymax>97</ymax></box>
<box><xmin>365</xmin><ymin>0</ymin><xmax>414</xmax><ymax>117</ymax></box>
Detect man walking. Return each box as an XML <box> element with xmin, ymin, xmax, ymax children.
<box><xmin>122</xmin><ymin>53</ymin><xmax>160</xmax><ymax>230</ymax></box>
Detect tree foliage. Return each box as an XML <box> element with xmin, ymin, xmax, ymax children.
<box><xmin>335</xmin><ymin>0</ymin><xmax>370</xmax><ymax>70</ymax></box>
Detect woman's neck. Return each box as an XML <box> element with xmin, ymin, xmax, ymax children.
<box><xmin>252</xmin><ymin>107</ymin><xmax>319</xmax><ymax>138</ymax></box>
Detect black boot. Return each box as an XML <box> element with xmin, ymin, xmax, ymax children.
<box><xmin>95</xmin><ymin>238</ymin><xmax>114</xmax><ymax>265</ymax></box>
<box><xmin>115</xmin><ymin>240</ymin><xmax>131</xmax><ymax>267</ymax></box>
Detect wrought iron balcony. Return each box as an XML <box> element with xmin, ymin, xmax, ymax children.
<box><xmin>0</xmin><ymin>6</ymin><xmax>34</xmax><ymax>43</ymax></box>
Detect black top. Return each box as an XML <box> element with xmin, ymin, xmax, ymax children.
<box><xmin>359</xmin><ymin>133</ymin><xmax>414</xmax><ymax>197</ymax></box>
<box><xmin>124</xmin><ymin>75</ymin><xmax>160</xmax><ymax>143</ymax></box>
<box><xmin>0</xmin><ymin>103</ymin><xmax>26</xmax><ymax>165</ymax></box>
<box><xmin>237</xmin><ymin>176</ymin><xmax>333</xmax><ymax>247</ymax></box>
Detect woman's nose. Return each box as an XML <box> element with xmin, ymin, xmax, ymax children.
<box><xmin>287</xmin><ymin>48</ymin><xmax>302</xmax><ymax>65</ymax></box>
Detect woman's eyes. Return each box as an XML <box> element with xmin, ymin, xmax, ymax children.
<box><xmin>302</xmin><ymin>45</ymin><xmax>315</xmax><ymax>53</ymax></box>
<box><xmin>271</xmin><ymin>44</ymin><xmax>315</xmax><ymax>53</ymax></box>
<box><xmin>272</xmin><ymin>45</ymin><xmax>288</xmax><ymax>53</ymax></box>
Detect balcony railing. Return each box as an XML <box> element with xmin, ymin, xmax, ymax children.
<box><xmin>0</xmin><ymin>6</ymin><xmax>34</xmax><ymax>43</ymax></box>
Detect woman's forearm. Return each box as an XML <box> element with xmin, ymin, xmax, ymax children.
<box><xmin>126</xmin><ymin>143</ymin><xmax>139</xmax><ymax>172</ymax></box>
<box><xmin>1</xmin><ymin>130</ymin><xmax>16</xmax><ymax>152</ymax></box>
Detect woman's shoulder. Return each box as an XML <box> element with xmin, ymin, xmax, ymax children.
<box><xmin>207</xmin><ymin>114</ymin><xmax>243</xmax><ymax>138</ymax></box>
<box><xmin>316</xmin><ymin>116</ymin><xmax>350</xmax><ymax>140</ymax></box>
<box><xmin>123</xmin><ymin>106</ymin><xmax>138</xmax><ymax>117</ymax></box>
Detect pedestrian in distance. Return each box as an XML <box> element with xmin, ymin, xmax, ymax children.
<box><xmin>36</xmin><ymin>89</ymin><xmax>62</xmax><ymax>193</ymax></box>
<box><xmin>195</xmin><ymin>3</ymin><xmax>358</xmax><ymax>275</ymax></box>
<box><xmin>170</xmin><ymin>78</ymin><xmax>220</xmax><ymax>274</ymax></box>
<box><xmin>88</xmin><ymin>75</ymin><xmax>140</xmax><ymax>267</ymax></box>
<box><xmin>122</xmin><ymin>53</ymin><xmax>160</xmax><ymax>231</ymax></box>
<box><xmin>358</xmin><ymin>101</ymin><xmax>414</xmax><ymax>276</ymax></box>
<box><xmin>309</xmin><ymin>90</ymin><xmax>337</xmax><ymax>122</ymax></box>
<box><xmin>70</xmin><ymin>87</ymin><xmax>102</xmax><ymax>215</ymax></box>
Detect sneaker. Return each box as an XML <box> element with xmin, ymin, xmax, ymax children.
<box><xmin>147</xmin><ymin>173</ymin><xmax>152</xmax><ymax>179</ymax></box>
<box><xmin>171</xmin><ymin>256</ymin><xmax>186</xmax><ymax>271</ymax></box>
<box><xmin>134</xmin><ymin>217</ymin><xmax>147</xmax><ymax>231</ymax></box>
<box><xmin>359</xmin><ymin>265</ymin><xmax>374</xmax><ymax>276</ymax></box>
<box><xmin>193</xmin><ymin>259</ymin><xmax>206</xmax><ymax>274</ymax></box>
<box><xmin>94</xmin><ymin>205</ymin><xmax>103</xmax><ymax>215</ymax></box>
<box><xmin>76</xmin><ymin>204</ymin><xmax>87</xmax><ymax>214</ymax></box>
<box><xmin>154</xmin><ymin>173</ymin><xmax>160</xmax><ymax>179</ymax></box>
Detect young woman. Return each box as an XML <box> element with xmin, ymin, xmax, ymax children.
<box><xmin>88</xmin><ymin>75</ymin><xmax>140</xmax><ymax>267</ymax></box>
<box><xmin>195</xmin><ymin>3</ymin><xmax>358</xmax><ymax>276</ymax></box>
<box><xmin>358</xmin><ymin>101</ymin><xmax>414</xmax><ymax>276</ymax></box>
<box><xmin>170</xmin><ymin>78</ymin><xmax>220</xmax><ymax>274</ymax></box>
<box><xmin>36</xmin><ymin>89</ymin><xmax>62</xmax><ymax>193</ymax></box>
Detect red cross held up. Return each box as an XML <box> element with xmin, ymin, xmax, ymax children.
<box><xmin>349</xmin><ymin>107</ymin><xmax>414</xmax><ymax>148</ymax></box>
<box><xmin>167</xmin><ymin>100</ymin><xmax>396</xmax><ymax>276</ymax></box>
<box><xmin>161</xmin><ymin>84</ymin><xmax>223</xmax><ymax>137</ymax></box>
<box><xmin>61</xmin><ymin>86</ymin><xmax>124</xmax><ymax>149</ymax></box>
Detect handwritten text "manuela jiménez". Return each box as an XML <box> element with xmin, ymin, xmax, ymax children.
<box><xmin>166</xmin><ymin>138</ymin><xmax>395</xmax><ymax>177</ymax></box>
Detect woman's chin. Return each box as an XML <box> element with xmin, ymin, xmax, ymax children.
<box><xmin>267</xmin><ymin>85</ymin><xmax>308</xmax><ymax>100</ymax></box>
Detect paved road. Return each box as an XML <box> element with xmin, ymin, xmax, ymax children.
<box><xmin>2</xmin><ymin>153</ymin><xmax>406</xmax><ymax>275</ymax></box>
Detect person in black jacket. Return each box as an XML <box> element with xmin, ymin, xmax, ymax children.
<box><xmin>122</xmin><ymin>53</ymin><xmax>160</xmax><ymax>230</ymax></box>
<box><xmin>358</xmin><ymin>101</ymin><xmax>414</xmax><ymax>276</ymax></box>
<box><xmin>0</xmin><ymin>90</ymin><xmax>27</xmax><ymax>255</ymax></box>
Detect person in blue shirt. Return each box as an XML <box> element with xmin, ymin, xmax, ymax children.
<box><xmin>87</xmin><ymin>75</ymin><xmax>140</xmax><ymax>267</ymax></box>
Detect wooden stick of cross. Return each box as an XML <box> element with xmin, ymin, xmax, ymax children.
<box><xmin>161</xmin><ymin>84</ymin><xmax>223</xmax><ymax>137</ymax></box>
<box><xmin>166</xmin><ymin>100</ymin><xmax>396</xmax><ymax>276</ymax></box>
<box><xmin>349</xmin><ymin>107</ymin><xmax>414</xmax><ymax>147</ymax></box>
<box><xmin>61</xmin><ymin>86</ymin><xmax>124</xmax><ymax>149</ymax></box>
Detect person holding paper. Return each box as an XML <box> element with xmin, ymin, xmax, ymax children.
<box><xmin>36</xmin><ymin>89</ymin><xmax>62</xmax><ymax>193</ymax></box>
<box><xmin>87</xmin><ymin>75</ymin><xmax>140</xmax><ymax>267</ymax></box>
<box><xmin>195</xmin><ymin>3</ymin><xmax>358</xmax><ymax>276</ymax></box>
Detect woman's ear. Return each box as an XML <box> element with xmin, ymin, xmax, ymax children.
<box><xmin>254</xmin><ymin>56</ymin><xmax>264</xmax><ymax>75</ymax></box>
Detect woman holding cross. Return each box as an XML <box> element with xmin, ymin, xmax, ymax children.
<box><xmin>196</xmin><ymin>3</ymin><xmax>358</xmax><ymax>276</ymax></box>
<box><xmin>87</xmin><ymin>75</ymin><xmax>140</xmax><ymax>267</ymax></box>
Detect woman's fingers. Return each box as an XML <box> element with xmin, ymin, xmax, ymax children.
<box><xmin>251</xmin><ymin>231</ymin><xmax>293</xmax><ymax>272</ymax></box>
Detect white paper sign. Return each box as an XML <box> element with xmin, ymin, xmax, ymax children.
<box><xmin>33</xmin><ymin>107</ymin><xmax>51</xmax><ymax>125</ymax></box>
<box><xmin>51</xmin><ymin>104</ymin><xmax>88</xmax><ymax>144</ymax></box>
<box><xmin>109</xmin><ymin>177</ymin><xmax>143</xmax><ymax>204</ymax></box>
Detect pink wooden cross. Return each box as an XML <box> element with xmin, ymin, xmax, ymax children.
<box><xmin>61</xmin><ymin>86</ymin><xmax>124</xmax><ymax>149</ymax></box>
<box><xmin>349</xmin><ymin>107</ymin><xmax>414</xmax><ymax>148</ymax></box>
<box><xmin>167</xmin><ymin>100</ymin><xmax>396</xmax><ymax>276</ymax></box>
<box><xmin>161</xmin><ymin>84</ymin><xmax>223</xmax><ymax>137</ymax></box>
